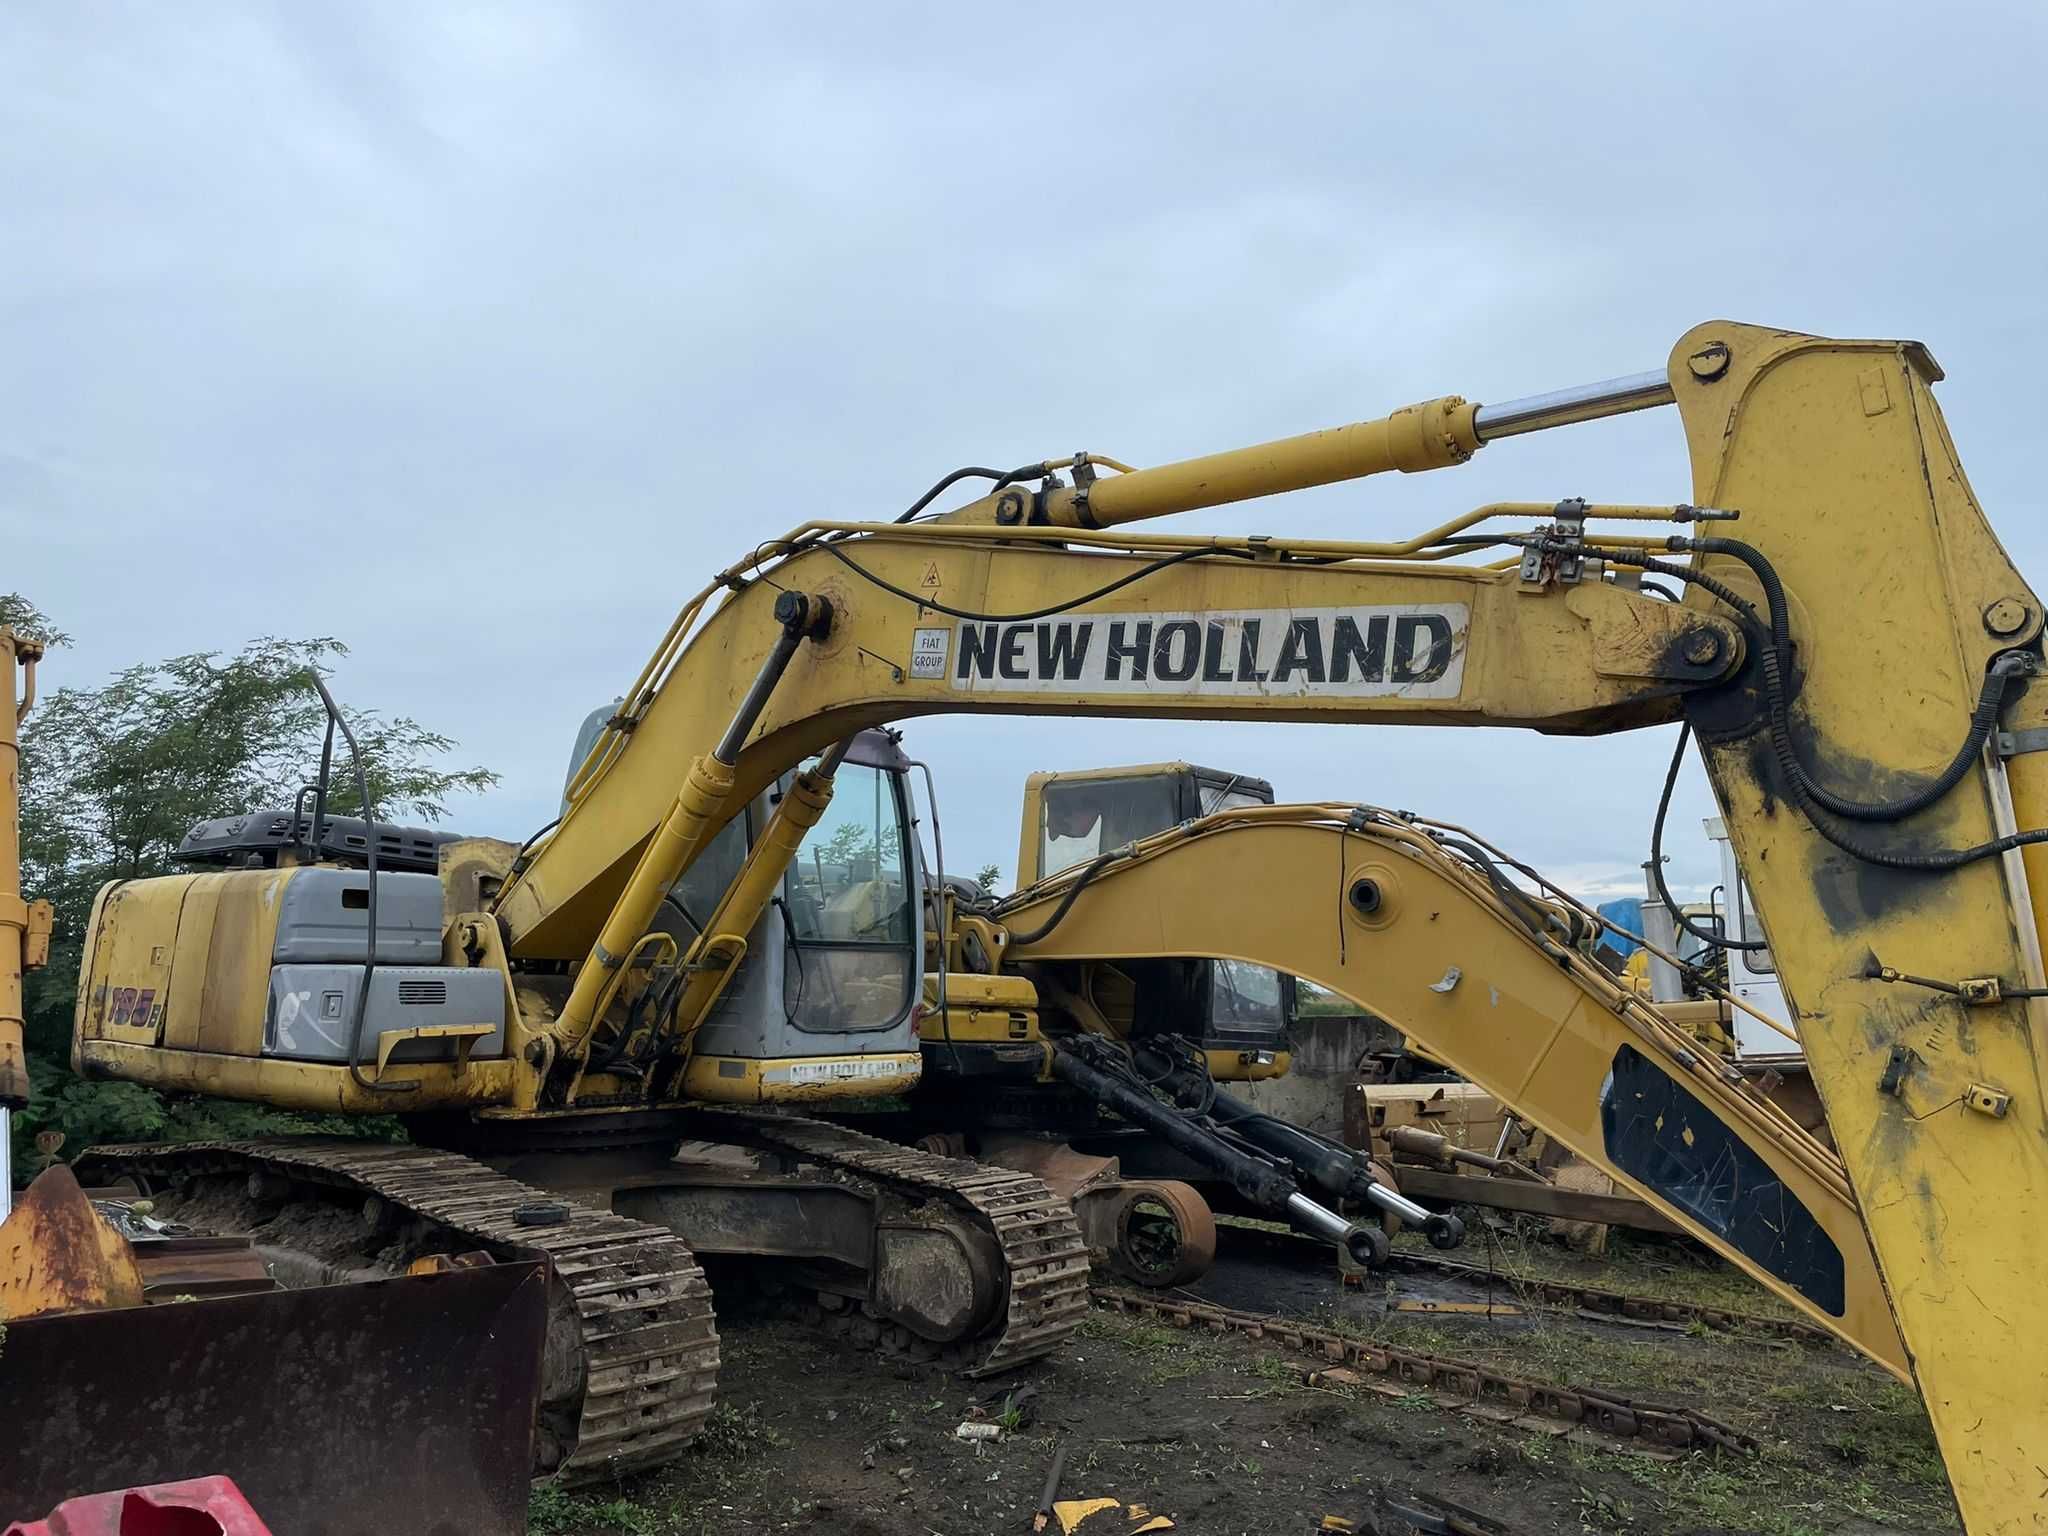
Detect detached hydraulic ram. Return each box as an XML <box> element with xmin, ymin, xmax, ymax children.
<box><xmin>1130</xmin><ymin>1040</ymin><xmax>1465</xmax><ymax>1251</ymax></box>
<box><xmin>1048</xmin><ymin>1037</ymin><xmax>1459</xmax><ymax>1267</ymax></box>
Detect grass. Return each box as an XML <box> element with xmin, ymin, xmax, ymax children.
<box><xmin>1246</xmin><ymin>1353</ymin><xmax>1302</xmax><ymax>1384</ymax></box>
<box><xmin>1096</xmin><ymin>1318</ymin><xmax>1232</xmax><ymax>1382</ymax></box>
<box><xmin>526</xmin><ymin>1402</ymin><xmax>795</xmax><ymax>1536</ymax></box>
<box><xmin>1391</xmin><ymin>1218</ymin><xmax>1804</xmax><ymax>1323</ymax></box>
<box><xmin>1525</xmin><ymin>1424</ymin><xmax>1957</xmax><ymax>1536</ymax></box>
<box><xmin>527</xmin><ymin>1487</ymin><xmax>661</xmax><ymax>1536</ymax></box>
<box><xmin>1083</xmin><ymin>1264</ymin><xmax>1959</xmax><ymax>1536</ymax></box>
<box><xmin>693</xmin><ymin>1401</ymin><xmax>788</xmax><ymax>1460</ymax></box>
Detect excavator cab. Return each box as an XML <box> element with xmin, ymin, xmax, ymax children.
<box><xmin>562</xmin><ymin>706</ymin><xmax>926</xmax><ymax>1095</ymax></box>
<box><xmin>1017</xmin><ymin>763</ymin><xmax>1293</xmax><ymax>1080</ymax></box>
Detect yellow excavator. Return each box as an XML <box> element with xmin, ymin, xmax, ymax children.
<box><xmin>959</xmin><ymin>797</ymin><xmax>1886</xmax><ymax>1354</ymax></box>
<box><xmin>907</xmin><ymin>757</ymin><xmax>1460</xmax><ymax>1287</ymax></box>
<box><xmin>68</xmin><ymin>321</ymin><xmax>2048</xmax><ymax>1531</ymax></box>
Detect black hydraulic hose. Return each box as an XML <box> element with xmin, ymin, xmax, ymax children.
<box><xmin>502</xmin><ymin>814</ymin><xmax>563</xmax><ymax>880</ymax></box>
<box><xmin>1432</xmin><ymin>834</ymin><xmax>1571</xmax><ymax>944</ymax></box>
<box><xmin>894</xmin><ymin>466</ymin><xmax>1040</xmax><ymax>524</ymax></box>
<box><xmin>999</xmin><ymin>850</ymin><xmax>1133</xmax><ymax>947</ymax></box>
<box><xmin>809</xmin><ymin>538</ymin><xmax>1254</xmax><ymax>625</ymax></box>
<box><xmin>1804</xmin><ymin>807</ymin><xmax>2048</xmax><ymax>873</ymax></box>
<box><xmin>1688</xmin><ymin>536</ymin><xmax>2030</xmax><ymax>824</ymax></box>
<box><xmin>1443</xmin><ymin>535</ymin><xmax>1761</xmax><ymax>625</ymax></box>
<box><xmin>1510</xmin><ymin>528</ymin><xmax>2048</xmax><ymax>875</ymax></box>
<box><xmin>1564</xmin><ymin>545</ymin><xmax>1762</xmax><ymax>626</ymax></box>
<box><xmin>1148</xmin><ymin>1056</ymin><xmax>1460</xmax><ymax>1247</ymax></box>
<box><xmin>1653</xmin><ymin>723</ymin><xmax>1768</xmax><ymax>952</ymax></box>
<box><xmin>1048</xmin><ymin>1044</ymin><xmax>1299</xmax><ymax>1210</ymax></box>
<box><xmin>589</xmin><ymin>963</ymin><xmax>681</xmax><ymax>1078</ymax></box>
<box><xmin>1868</xmin><ymin>961</ymin><xmax>2048</xmax><ymax>1001</ymax></box>
<box><xmin>1131</xmin><ymin>1044</ymin><xmax>1362</xmax><ymax>1194</ymax></box>
<box><xmin>1204</xmin><ymin>1091</ymin><xmax>1361</xmax><ymax>1201</ymax></box>
<box><xmin>1661</xmin><ymin>535</ymin><xmax>2047</xmax><ymax>872</ymax></box>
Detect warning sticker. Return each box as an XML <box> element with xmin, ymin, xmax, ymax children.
<box><xmin>910</xmin><ymin>626</ymin><xmax>949</xmax><ymax>679</ymax></box>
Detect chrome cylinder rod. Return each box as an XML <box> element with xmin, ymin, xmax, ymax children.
<box><xmin>1284</xmin><ymin>1191</ymin><xmax>1382</xmax><ymax>1260</ymax></box>
<box><xmin>1474</xmin><ymin>369</ymin><xmax>1674</xmax><ymax>442</ymax></box>
<box><xmin>1360</xmin><ymin>1181</ymin><xmax>1436</xmax><ymax>1227</ymax></box>
<box><xmin>1283</xmin><ymin>1189</ymin><xmax>1351</xmax><ymax>1242</ymax></box>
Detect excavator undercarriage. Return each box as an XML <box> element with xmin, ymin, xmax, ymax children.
<box><xmin>78</xmin><ymin>1113</ymin><xmax>1091</xmax><ymax>1483</ymax></box>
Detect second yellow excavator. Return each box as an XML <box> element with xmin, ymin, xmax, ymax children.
<box><xmin>904</xmin><ymin>757</ymin><xmax>1463</xmax><ymax>1285</ymax></box>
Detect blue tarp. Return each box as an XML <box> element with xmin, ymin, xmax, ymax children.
<box><xmin>1596</xmin><ymin>897</ymin><xmax>1644</xmax><ymax>958</ymax></box>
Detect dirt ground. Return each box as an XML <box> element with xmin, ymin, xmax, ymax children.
<box><xmin>530</xmin><ymin>1226</ymin><xmax>1957</xmax><ymax>1536</ymax></box>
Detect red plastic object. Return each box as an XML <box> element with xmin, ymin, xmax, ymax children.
<box><xmin>4</xmin><ymin>1477</ymin><xmax>273</xmax><ymax>1536</ymax></box>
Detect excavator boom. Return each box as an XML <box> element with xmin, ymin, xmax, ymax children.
<box><xmin>982</xmin><ymin>802</ymin><xmax>1903</xmax><ymax>1376</ymax></box>
<box><xmin>497</xmin><ymin>526</ymin><xmax>1737</xmax><ymax>958</ymax></box>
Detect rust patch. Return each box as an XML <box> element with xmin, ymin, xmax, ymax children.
<box><xmin>0</xmin><ymin>1164</ymin><xmax>146</xmax><ymax>1321</ymax></box>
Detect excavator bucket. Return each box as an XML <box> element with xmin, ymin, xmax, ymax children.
<box><xmin>0</xmin><ymin>1252</ymin><xmax>548</xmax><ymax>1536</ymax></box>
<box><xmin>0</xmin><ymin>1166</ymin><xmax>146</xmax><ymax>1320</ymax></box>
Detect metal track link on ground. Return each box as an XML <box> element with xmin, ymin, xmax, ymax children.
<box><xmin>1092</xmin><ymin>1287</ymin><xmax>1757</xmax><ymax>1455</ymax></box>
<box><xmin>82</xmin><ymin>1138</ymin><xmax>721</xmax><ymax>1483</ymax></box>
<box><xmin>687</xmin><ymin>1110</ymin><xmax>1093</xmax><ymax>1375</ymax></box>
<box><xmin>1218</xmin><ymin>1221</ymin><xmax>1835</xmax><ymax>1345</ymax></box>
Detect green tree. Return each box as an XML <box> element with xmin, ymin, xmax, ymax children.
<box><xmin>0</xmin><ymin>592</ymin><xmax>70</xmax><ymax>647</ymax></box>
<box><xmin>13</xmin><ymin>623</ymin><xmax>499</xmax><ymax>1165</ymax></box>
<box><xmin>975</xmin><ymin>862</ymin><xmax>1002</xmax><ymax>895</ymax></box>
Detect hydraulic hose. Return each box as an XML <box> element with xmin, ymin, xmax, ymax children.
<box><xmin>1048</xmin><ymin>1042</ymin><xmax>1298</xmax><ymax>1210</ymax></box>
<box><xmin>1051</xmin><ymin>1042</ymin><xmax>1387</xmax><ymax>1269</ymax></box>
<box><xmin>1687</xmin><ymin>537</ymin><xmax>2031</xmax><ymax>824</ymax></box>
<box><xmin>812</xmin><ymin>538</ymin><xmax>1254</xmax><ymax>625</ymax></box>
<box><xmin>998</xmin><ymin>850</ymin><xmax>1134</xmax><ymax>946</ymax></box>
<box><xmin>1666</xmin><ymin>535</ymin><xmax>2046</xmax><ymax>873</ymax></box>
<box><xmin>1132</xmin><ymin>1043</ymin><xmax>1464</xmax><ymax>1248</ymax></box>
<box><xmin>1516</xmin><ymin>527</ymin><xmax>2047</xmax><ymax>876</ymax></box>
<box><xmin>1652</xmin><ymin>723</ymin><xmax>1767</xmax><ymax>952</ymax></box>
<box><xmin>894</xmin><ymin>466</ymin><xmax>1036</xmax><ymax>524</ymax></box>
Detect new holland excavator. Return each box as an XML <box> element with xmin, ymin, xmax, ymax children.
<box><xmin>67</xmin><ymin>321</ymin><xmax>2048</xmax><ymax>1531</ymax></box>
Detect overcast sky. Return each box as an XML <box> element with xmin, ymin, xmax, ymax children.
<box><xmin>9</xmin><ymin>4</ymin><xmax>2046</xmax><ymax>904</ymax></box>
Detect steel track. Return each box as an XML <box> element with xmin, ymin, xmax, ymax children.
<box><xmin>687</xmin><ymin>1109</ymin><xmax>1094</xmax><ymax>1374</ymax></box>
<box><xmin>1091</xmin><ymin>1286</ymin><xmax>1757</xmax><ymax>1454</ymax></box>
<box><xmin>1217</xmin><ymin>1221</ymin><xmax>1836</xmax><ymax>1345</ymax></box>
<box><xmin>82</xmin><ymin>1137</ymin><xmax>720</xmax><ymax>1483</ymax></box>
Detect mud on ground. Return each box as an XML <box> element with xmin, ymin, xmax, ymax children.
<box><xmin>533</xmin><ymin>1229</ymin><xmax>1955</xmax><ymax>1536</ymax></box>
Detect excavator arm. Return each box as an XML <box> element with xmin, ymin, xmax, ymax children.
<box><xmin>978</xmin><ymin>801</ymin><xmax>1907</xmax><ymax>1379</ymax></box>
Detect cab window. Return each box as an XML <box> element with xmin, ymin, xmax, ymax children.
<box><xmin>781</xmin><ymin>762</ymin><xmax>916</xmax><ymax>1031</ymax></box>
<box><xmin>1041</xmin><ymin>775</ymin><xmax>1178</xmax><ymax>877</ymax></box>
